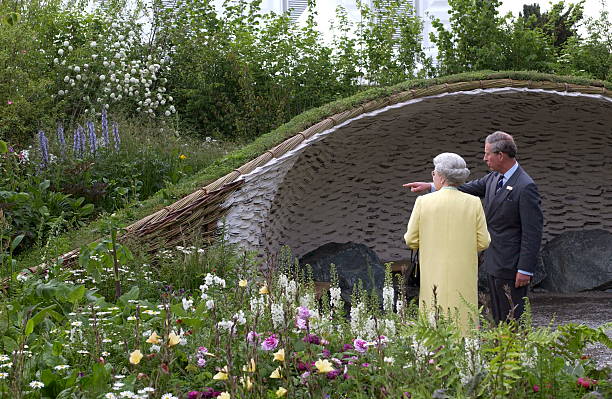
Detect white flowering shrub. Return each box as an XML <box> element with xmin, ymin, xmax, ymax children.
<box><xmin>48</xmin><ymin>8</ymin><xmax>175</xmax><ymax>120</ymax></box>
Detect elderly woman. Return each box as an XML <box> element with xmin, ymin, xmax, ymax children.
<box><xmin>404</xmin><ymin>153</ymin><xmax>490</xmax><ymax>331</ymax></box>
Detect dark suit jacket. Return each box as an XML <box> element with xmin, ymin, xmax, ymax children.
<box><xmin>459</xmin><ymin>165</ymin><xmax>543</xmax><ymax>279</ymax></box>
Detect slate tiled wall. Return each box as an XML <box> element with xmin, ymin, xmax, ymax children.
<box><xmin>223</xmin><ymin>90</ymin><xmax>612</xmax><ymax>262</ymax></box>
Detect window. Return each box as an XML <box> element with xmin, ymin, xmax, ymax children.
<box><xmin>284</xmin><ymin>0</ymin><xmax>309</xmax><ymax>22</ymax></box>
<box><xmin>371</xmin><ymin>0</ymin><xmax>416</xmax><ymax>39</ymax></box>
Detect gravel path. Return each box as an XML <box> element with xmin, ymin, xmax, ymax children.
<box><xmin>529</xmin><ymin>291</ymin><xmax>612</xmax><ymax>369</ymax></box>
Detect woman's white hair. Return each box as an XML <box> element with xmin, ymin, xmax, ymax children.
<box><xmin>433</xmin><ymin>152</ymin><xmax>470</xmax><ymax>185</ymax></box>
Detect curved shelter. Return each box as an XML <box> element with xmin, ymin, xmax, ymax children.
<box><xmin>80</xmin><ymin>73</ymin><xmax>612</xmax><ymax>264</ymax></box>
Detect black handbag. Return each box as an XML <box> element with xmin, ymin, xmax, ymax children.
<box><xmin>408</xmin><ymin>249</ymin><xmax>420</xmax><ymax>285</ymax></box>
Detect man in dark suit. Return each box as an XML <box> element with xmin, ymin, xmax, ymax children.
<box><xmin>404</xmin><ymin>131</ymin><xmax>543</xmax><ymax>324</ymax></box>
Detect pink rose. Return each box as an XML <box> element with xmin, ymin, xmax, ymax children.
<box><xmin>353</xmin><ymin>338</ymin><xmax>368</xmax><ymax>353</ymax></box>
<box><xmin>261</xmin><ymin>334</ymin><xmax>279</xmax><ymax>351</ymax></box>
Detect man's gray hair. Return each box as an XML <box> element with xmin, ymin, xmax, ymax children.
<box><xmin>486</xmin><ymin>131</ymin><xmax>517</xmax><ymax>158</ymax></box>
<box><xmin>433</xmin><ymin>152</ymin><xmax>470</xmax><ymax>185</ymax></box>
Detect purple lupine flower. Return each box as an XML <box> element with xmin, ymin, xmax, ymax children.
<box><xmin>38</xmin><ymin>130</ymin><xmax>49</xmax><ymax>167</ymax></box>
<box><xmin>79</xmin><ymin>125</ymin><xmax>87</xmax><ymax>155</ymax></box>
<box><xmin>101</xmin><ymin>108</ymin><xmax>109</xmax><ymax>148</ymax></box>
<box><xmin>261</xmin><ymin>334</ymin><xmax>279</xmax><ymax>351</ymax></box>
<box><xmin>112</xmin><ymin>121</ymin><xmax>120</xmax><ymax>152</ymax></box>
<box><xmin>72</xmin><ymin>127</ymin><xmax>79</xmax><ymax>155</ymax></box>
<box><xmin>195</xmin><ymin>346</ymin><xmax>209</xmax><ymax>367</ymax></box>
<box><xmin>56</xmin><ymin>123</ymin><xmax>66</xmax><ymax>157</ymax></box>
<box><xmin>87</xmin><ymin>121</ymin><xmax>97</xmax><ymax>155</ymax></box>
<box><xmin>73</xmin><ymin>125</ymin><xmax>84</xmax><ymax>158</ymax></box>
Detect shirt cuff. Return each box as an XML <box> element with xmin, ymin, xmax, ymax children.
<box><xmin>517</xmin><ymin>270</ymin><xmax>533</xmax><ymax>276</ymax></box>
<box><xmin>430</xmin><ymin>183</ymin><xmax>436</xmax><ymax>193</ymax></box>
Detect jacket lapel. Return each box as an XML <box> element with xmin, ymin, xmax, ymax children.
<box><xmin>487</xmin><ymin>166</ymin><xmax>522</xmax><ymax>217</ymax></box>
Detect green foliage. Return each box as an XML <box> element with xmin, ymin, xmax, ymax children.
<box><xmin>155</xmin><ymin>0</ymin><xmax>432</xmax><ymax>141</ymax></box>
<box><xmin>431</xmin><ymin>0</ymin><xmax>510</xmax><ymax>75</ymax></box>
<box><xmin>0</xmin><ymin>3</ymin><xmax>58</xmax><ymax>143</ymax></box>
<box><xmin>430</xmin><ymin>0</ymin><xmax>610</xmax><ymax>78</ymax></box>
<box><xmin>519</xmin><ymin>1</ymin><xmax>585</xmax><ymax>53</ymax></box>
<box><xmin>556</xmin><ymin>4</ymin><xmax>612</xmax><ymax>81</ymax></box>
<box><xmin>1</xmin><ymin>112</ymin><xmax>235</xmax><ymax>255</ymax></box>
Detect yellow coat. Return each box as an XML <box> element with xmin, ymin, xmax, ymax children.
<box><xmin>404</xmin><ymin>187</ymin><xmax>490</xmax><ymax>331</ymax></box>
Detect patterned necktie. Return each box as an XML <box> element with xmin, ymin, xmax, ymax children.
<box><xmin>495</xmin><ymin>174</ymin><xmax>504</xmax><ymax>194</ymax></box>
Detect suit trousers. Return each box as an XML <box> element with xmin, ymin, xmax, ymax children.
<box><xmin>487</xmin><ymin>274</ymin><xmax>528</xmax><ymax>324</ymax></box>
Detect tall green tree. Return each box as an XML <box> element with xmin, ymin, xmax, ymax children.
<box><xmin>556</xmin><ymin>2</ymin><xmax>611</xmax><ymax>80</ymax></box>
<box><xmin>519</xmin><ymin>1</ymin><xmax>585</xmax><ymax>54</ymax></box>
<box><xmin>430</xmin><ymin>0</ymin><xmax>510</xmax><ymax>75</ymax></box>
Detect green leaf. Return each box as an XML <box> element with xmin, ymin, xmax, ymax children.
<box><xmin>10</xmin><ymin>234</ymin><xmax>25</xmax><ymax>252</ymax></box>
<box><xmin>52</xmin><ymin>341</ymin><xmax>63</xmax><ymax>356</ymax></box>
<box><xmin>25</xmin><ymin>304</ymin><xmax>58</xmax><ymax>336</ymax></box>
<box><xmin>2</xmin><ymin>335</ymin><xmax>18</xmax><ymax>353</ymax></box>
<box><xmin>39</xmin><ymin>180</ymin><xmax>51</xmax><ymax>191</ymax></box>
<box><xmin>179</xmin><ymin>317</ymin><xmax>203</xmax><ymax>330</ymax></box>
<box><xmin>0</xmin><ymin>141</ymin><xmax>7</xmax><ymax>154</ymax></box>
<box><xmin>80</xmin><ymin>203</ymin><xmax>95</xmax><ymax>216</ymax></box>
<box><xmin>118</xmin><ymin>286</ymin><xmax>139</xmax><ymax>306</ymax></box>
<box><xmin>3</xmin><ymin>12</ymin><xmax>20</xmax><ymax>26</ymax></box>
<box><xmin>68</xmin><ymin>285</ymin><xmax>86</xmax><ymax>304</ymax></box>
<box><xmin>171</xmin><ymin>302</ymin><xmax>187</xmax><ymax>317</ymax></box>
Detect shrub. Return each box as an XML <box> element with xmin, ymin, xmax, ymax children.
<box><xmin>0</xmin><ymin>113</ymin><xmax>236</xmax><ymax>253</ymax></box>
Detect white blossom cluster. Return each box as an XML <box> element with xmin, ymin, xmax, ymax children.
<box><xmin>276</xmin><ymin>274</ymin><xmax>297</xmax><ymax>299</ymax></box>
<box><xmin>271</xmin><ymin>302</ymin><xmax>285</xmax><ymax>328</ymax></box>
<box><xmin>199</xmin><ymin>273</ymin><xmax>226</xmax><ymax>309</ymax></box>
<box><xmin>329</xmin><ymin>286</ymin><xmax>342</xmax><ymax>309</ymax></box>
<box><xmin>459</xmin><ymin>337</ymin><xmax>486</xmax><ymax>384</ymax></box>
<box><xmin>217</xmin><ymin>310</ymin><xmax>246</xmax><ymax>334</ymax></box>
<box><xmin>382</xmin><ymin>285</ymin><xmax>395</xmax><ymax>314</ymax></box>
<box><xmin>410</xmin><ymin>335</ymin><xmax>435</xmax><ymax>365</ymax></box>
<box><xmin>250</xmin><ymin>295</ymin><xmax>266</xmax><ymax>314</ymax></box>
<box><xmin>350</xmin><ymin>302</ymin><xmax>377</xmax><ymax>340</ymax></box>
<box><xmin>49</xmin><ymin>15</ymin><xmax>175</xmax><ymax>119</ymax></box>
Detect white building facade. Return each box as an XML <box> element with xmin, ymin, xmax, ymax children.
<box><xmin>210</xmin><ymin>0</ymin><xmax>451</xmax><ymax>59</ymax></box>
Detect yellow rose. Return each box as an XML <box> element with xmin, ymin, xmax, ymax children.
<box><xmin>242</xmin><ymin>358</ymin><xmax>256</xmax><ymax>373</ymax></box>
<box><xmin>269</xmin><ymin>366</ymin><xmax>282</xmax><ymax>379</ymax></box>
<box><xmin>273</xmin><ymin>348</ymin><xmax>285</xmax><ymax>362</ymax></box>
<box><xmin>239</xmin><ymin>279</ymin><xmax>248</xmax><ymax>287</ymax></box>
<box><xmin>129</xmin><ymin>349</ymin><xmax>143</xmax><ymax>365</ymax></box>
<box><xmin>146</xmin><ymin>331</ymin><xmax>160</xmax><ymax>344</ymax></box>
<box><xmin>168</xmin><ymin>332</ymin><xmax>180</xmax><ymax>347</ymax></box>
<box><xmin>213</xmin><ymin>366</ymin><xmax>229</xmax><ymax>380</ymax></box>
<box><xmin>314</xmin><ymin>358</ymin><xmax>334</xmax><ymax>373</ymax></box>
<box><xmin>276</xmin><ymin>387</ymin><xmax>287</xmax><ymax>397</ymax></box>
<box><xmin>219</xmin><ymin>392</ymin><xmax>230</xmax><ymax>399</ymax></box>
<box><xmin>240</xmin><ymin>376</ymin><xmax>253</xmax><ymax>391</ymax></box>
<box><xmin>259</xmin><ymin>284</ymin><xmax>269</xmax><ymax>295</ymax></box>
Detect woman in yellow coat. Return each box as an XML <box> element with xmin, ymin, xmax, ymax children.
<box><xmin>405</xmin><ymin>153</ymin><xmax>490</xmax><ymax>332</ymax></box>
